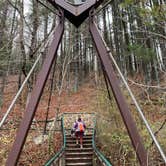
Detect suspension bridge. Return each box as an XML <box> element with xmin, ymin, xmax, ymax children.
<box><xmin>0</xmin><ymin>0</ymin><xmax>165</xmax><ymax>165</ymax></box>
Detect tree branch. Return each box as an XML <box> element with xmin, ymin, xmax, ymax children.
<box><xmin>150</xmin><ymin>119</ymin><xmax>166</xmax><ymax>147</ymax></box>
<box><xmin>127</xmin><ymin>78</ymin><xmax>166</xmax><ymax>90</ymax></box>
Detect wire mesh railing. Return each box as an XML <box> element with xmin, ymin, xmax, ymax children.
<box><xmin>45</xmin><ymin>113</ymin><xmax>112</xmax><ymax>166</ymax></box>
<box><xmin>92</xmin><ymin>118</ymin><xmax>112</xmax><ymax>166</ymax></box>
<box><xmin>45</xmin><ymin>115</ymin><xmax>66</xmax><ymax>166</ymax></box>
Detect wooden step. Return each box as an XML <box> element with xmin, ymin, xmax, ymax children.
<box><xmin>66</xmin><ymin>157</ymin><xmax>92</xmax><ymax>163</ymax></box>
<box><xmin>66</xmin><ymin>143</ymin><xmax>92</xmax><ymax>148</ymax></box>
<box><xmin>66</xmin><ymin>136</ymin><xmax>92</xmax><ymax>140</ymax></box>
<box><xmin>66</xmin><ymin>134</ymin><xmax>93</xmax><ymax>139</ymax></box>
<box><xmin>66</xmin><ymin>162</ymin><xmax>92</xmax><ymax>166</ymax></box>
<box><xmin>65</xmin><ymin>147</ymin><xmax>93</xmax><ymax>152</ymax></box>
<box><xmin>65</xmin><ymin>151</ymin><xmax>93</xmax><ymax>158</ymax></box>
<box><xmin>66</xmin><ymin>139</ymin><xmax>92</xmax><ymax>144</ymax></box>
<box><xmin>65</xmin><ymin>133</ymin><xmax>93</xmax><ymax>166</ymax></box>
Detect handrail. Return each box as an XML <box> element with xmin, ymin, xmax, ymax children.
<box><xmin>92</xmin><ymin>118</ymin><xmax>112</xmax><ymax>166</ymax></box>
<box><xmin>104</xmin><ymin>42</ymin><xmax>166</xmax><ymax>163</ymax></box>
<box><xmin>100</xmin><ymin>37</ymin><xmax>166</xmax><ymax>163</ymax></box>
<box><xmin>45</xmin><ymin>113</ymin><xmax>112</xmax><ymax>166</ymax></box>
<box><xmin>45</xmin><ymin>116</ymin><xmax>66</xmax><ymax>166</ymax></box>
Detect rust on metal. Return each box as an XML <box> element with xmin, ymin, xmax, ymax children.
<box><xmin>6</xmin><ymin>10</ymin><xmax>64</xmax><ymax>166</ymax></box>
<box><xmin>89</xmin><ymin>10</ymin><xmax>148</xmax><ymax>166</ymax></box>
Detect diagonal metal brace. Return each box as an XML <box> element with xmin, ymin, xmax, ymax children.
<box><xmin>89</xmin><ymin>10</ymin><xmax>148</xmax><ymax>166</ymax></box>
<box><xmin>6</xmin><ymin>10</ymin><xmax>65</xmax><ymax>166</ymax></box>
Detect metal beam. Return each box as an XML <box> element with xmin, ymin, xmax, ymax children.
<box><xmin>89</xmin><ymin>11</ymin><xmax>148</xmax><ymax>166</ymax></box>
<box><xmin>6</xmin><ymin>10</ymin><xmax>64</xmax><ymax>166</ymax></box>
<box><xmin>46</xmin><ymin>0</ymin><xmax>103</xmax><ymax>27</ymax></box>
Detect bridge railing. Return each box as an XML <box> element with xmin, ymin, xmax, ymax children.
<box><xmin>45</xmin><ymin>112</ymin><xmax>112</xmax><ymax>166</ymax></box>
<box><xmin>44</xmin><ymin>116</ymin><xmax>66</xmax><ymax>166</ymax></box>
<box><xmin>92</xmin><ymin>118</ymin><xmax>112</xmax><ymax>166</ymax></box>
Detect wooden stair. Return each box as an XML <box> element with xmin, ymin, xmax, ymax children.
<box><xmin>65</xmin><ymin>134</ymin><xmax>93</xmax><ymax>166</ymax></box>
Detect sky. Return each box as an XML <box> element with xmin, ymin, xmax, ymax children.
<box><xmin>24</xmin><ymin>1</ymin><xmax>30</xmax><ymax>15</ymax></box>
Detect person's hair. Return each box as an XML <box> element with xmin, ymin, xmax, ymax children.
<box><xmin>78</xmin><ymin>115</ymin><xmax>81</xmax><ymax>121</ymax></box>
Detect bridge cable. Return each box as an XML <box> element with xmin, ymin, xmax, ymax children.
<box><xmin>0</xmin><ymin>28</ymin><xmax>55</xmax><ymax>129</ymax></box>
<box><xmin>101</xmin><ymin>62</ymin><xmax>112</xmax><ymax>101</ymax></box>
<box><xmin>103</xmin><ymin>41</ymin><xmax>166</xmax><ymax>163</ymax></box>
<box><xmin>43</xmin><ymin>59</ymin><xmax>56</xmax><ymax>134</ymax></box>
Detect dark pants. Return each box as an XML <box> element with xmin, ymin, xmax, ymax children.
<box><xmin>75</xmin><ymin>131</ymin><xmax>84</xmax><ymax>137</ymax></box>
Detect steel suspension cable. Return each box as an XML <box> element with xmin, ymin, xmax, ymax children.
<box><xmin>92</xmin><ymin>1</ymin><xmax>165</xmax><ymax>162</ymax></box>
<box><xmin>43</xmin><ymin>60</ymin><xmax>56</xmax><ymax>134</ymax></box>
<box><xmin>103</xmin><ymin>42</ymin><xmax>166</xmax><ymax>163</ymax></box>
<box><xmin>101</xmin><ymin>63</ymin><xmax>112</xmax><ymax>101</ymax></box>
<box><xmin>0</xmin><ymin>28</ymin><xmax>55</xmax><ymax>129</ymax></box>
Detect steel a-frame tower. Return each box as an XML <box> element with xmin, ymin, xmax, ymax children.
<box><xmin>6</xmin><ymin>1</ymin><xmax>148</xmax><ymax>165</ymax></box>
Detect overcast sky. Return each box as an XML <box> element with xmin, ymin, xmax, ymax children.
<box><xmin>24</xmin><ymin>1</ymin><xmax>30</xmax><ymax>14</ymax></box>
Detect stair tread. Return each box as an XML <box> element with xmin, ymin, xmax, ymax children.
<box><xmin>66</xmin><ymin>152</ymin><xmax>93</xmax><ymax>155</ymax></box>
<box><xmin>66</xmin><ymin>142</ymin><xmax>92</xmax><ymax>144</ymax></box>
<box><xmin>66</xmin><ymin>157</ymin><xmax>92</xmax><ymax>159</ymax></box>
<box><xmin>66</xmin><ymin>144</ymin><xmax>92</xmax><ymax>148</ymax></box>
<box><xmin>65</xmin><ymin>149</ymin><xmax>93</xmax><ymax>154</ymax></box>
<box><xmin>66</xmin><ymin>147</ymin><xmax>93</xmax><ymax>150</ymax></box>
<box><xmin>67</xmin><ymin>143</ymin><xmax>92</xmax><ymax>145</ymax></box>
<box><xmin>67</xmin><ymin>139</ymin><xmax>92</xmax><ymax>142</ymax></box>
<box><xmin>66</xmin><ymin>137</ymin><xmax>92</xmax><ymax>139</ymax></box>
<box><xmin>66</xmin><ymin>138</ymin><xmax>92</xmax><ymax>140</ymax></box>
<box><xmin>66</xmin><ymin>156</ymin><xmax>92</xmax><ymax>158</ymax></box>
<box><xmin>66</xmin><ymin>146</ymin><xmax>92</xmax><ymax>148</ymax></box>
<box><xmin>66</xmin><ymin>134</ymin><xmax>93</xmax><ymax>138</ymax></box>
<box><xmin>66</xmin><ymin>134</ymin><xmax>93</xmax><ymax>136</ymax></box>
<box><xmin>66</xmin><ymin>162</ymin><xmax>92</xmax><ymax>166</ymax></box>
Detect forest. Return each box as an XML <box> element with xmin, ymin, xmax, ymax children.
<box><xmin>0</xmin><ymin>0</ymin><xmax>165</xmax><ymax>165</ymax></box>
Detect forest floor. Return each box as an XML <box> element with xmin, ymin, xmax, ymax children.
<box><xmin>0</xmin><ymin>76</ymin><xmax>98</xmax><ymax>165</ymax></box>
<box><xmin>0</xmin><ymin>74</ymin><xmax>165</xmax><ymax>165</ymax></box>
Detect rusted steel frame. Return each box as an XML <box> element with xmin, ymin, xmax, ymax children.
<box><xmin>89</xmin><ymin>11</ymin><xmax>148</xmax><ymax>166</ymax></box>
<box><xmin>54</xmin><ymin>0</ymin><xmax>103</xmax><ymax>16</ymax></box>
<box><xmin>46</xmin><ymin>0</ymin><xmax>104</xmax><ymax>27</ymax></box>
<box><xmin>6</xmin><ymin>10</ymin><xmax>64</xmax><ymax>166</ymax></box>
<box><xmin>53</xmin><ymin>0</ymin><xmax>76</xmax><ymax>15</ymax></box>
<box><xmin>47</xmin><ymin>0</ymin><xmax>103</xmax><ymax>16</ymax></box>
<box><xmin>78</xmin><ymin>0</ymin><xmax>103</xmax><ymax>15</ymax></box>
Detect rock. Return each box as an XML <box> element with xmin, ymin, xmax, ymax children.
<box><xmin>33</xmin><ymin>135</ymin><xmax>48</xmax><ymax>145</ymax></box>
